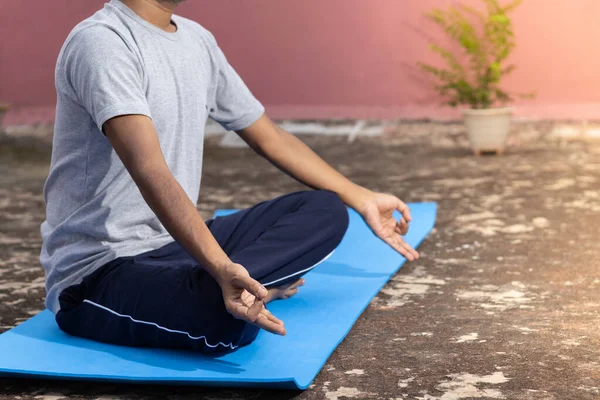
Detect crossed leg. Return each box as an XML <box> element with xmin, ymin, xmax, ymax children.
<box><xmin>55</xmin><ymin>191</ymin><xmax>349</xmax><ymax>353</ymax></box>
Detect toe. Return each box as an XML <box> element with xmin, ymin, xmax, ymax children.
<box><xmin>283</xmin><ymin>288</ymin><xmax>299</xmax><ymax>299</ymax></box>
<box><xmin>288</xmin><ymin>279</ymin><xmax>304</xmax><ymax>290</ymax></box>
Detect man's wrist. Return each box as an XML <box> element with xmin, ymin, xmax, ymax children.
<box><xmin>203</xmin><ymin>256</ymin><xmax>234</xmax><ymax>283</ymax></box>
<box><xmin>340</xmin><ymin>184</ymin><xmax>374</xmax><ymax>215</ymax></box>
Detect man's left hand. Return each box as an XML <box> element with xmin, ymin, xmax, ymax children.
<box><xmin>357</xmin><ymin>191</ymin><xmax>420</xmax><ymax>261</ymax></box>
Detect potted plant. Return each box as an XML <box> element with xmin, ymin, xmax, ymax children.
<box><xmin>419</xmin><ymin>0</ymin><xmax>532</xmax><ymax>155</ymax></box>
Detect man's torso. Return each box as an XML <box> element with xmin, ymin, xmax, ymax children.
<box><xmin>42</xmin><ymin>0</ymin><xmax>236</xmax><ymax>313</ymax></box>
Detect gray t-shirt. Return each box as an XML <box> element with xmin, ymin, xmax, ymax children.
<box><xmin>41</xmin><ymin>0</ymin><xmax>264</xmax><ymax>314</ymax></box>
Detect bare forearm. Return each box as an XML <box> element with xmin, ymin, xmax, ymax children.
<box><xmin>105</xmin><ymin>115</ymin><xmax>231</xmax><ymax>277</ymax></box>
<box><xmin>258</xmin><ymin>127</ymin><xmax>372</xmax><ymax>212</ymax></box>
<box><xmin>131</xmin><ymin>163</ymin><xmax>230</xmax><ymax>277</ymax></box>
<box><xmin>139</xmin><ymin>169</ymin><xmax>228</xmax><ymax>271</ymax></box>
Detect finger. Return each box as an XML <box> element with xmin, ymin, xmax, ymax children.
<box><xmin>386</xmin><ymin>236</ymin><xmax>415</xmax><ymax>261</ymax></box>
<box><xmin>254</xmin><ymin>313</ymin><xmax>286</xmax><ymax>335</ymax></box>
<box><xmin>395</xmin><ymin>198</ymin><xmax>412</xmax><ymax>223</ymax></box>
<box><xmin>262</xmin><ymin>308</ymin><xmax>284</xmax><ymax>325</ymax></box>
<box><xmin>385</xmin><ymin>237</ymin><xmax>413</xmax><ymax>261</ymax></box>
<box><xmin>233</xmin><ymin>274</ymin><xmax>268</xmax><ymax>300</ymax></box>
<box><xmin>283</xmin><ymin>288</ymin><xmax>299</xmax><ymax>298</ymax></box>
<box><xmin>396</xmin><ymin>235</ymin><xmax>420</xmax><ymax>260</ymax></box>
<box><xmin>228</xmin><ymin>301</ymin><xmax>252</xmax><ymax>323</ymax></box>
<box><xmin>395</xmin><ymin>223</ymin><xmax>408</xmax><ymax>236</ymax></box>
<box><xmin>231</xmin><ymin>298</ymin><xmax>286</xmax><ymax>335</ymax></box>
<box><xmin>247</xmin><ymin>297</ymin><xmax>264</xmax><ymax>322</ymax></box>
<box><xmin>396</xmin><ymin>218</ymin><xmax>409</xmax><ymax>235</ymax></box>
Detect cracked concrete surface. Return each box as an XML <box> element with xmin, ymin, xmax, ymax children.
<box><xmin>1</xmin><ymin>121</ymin><xmax>600</xmax><ymax>399</ymax></box>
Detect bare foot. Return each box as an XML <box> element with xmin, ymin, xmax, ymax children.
<box><xmin>265</xmin><ymin>278</ymin><xmax>305</xmax><ymax>303</ymax></box>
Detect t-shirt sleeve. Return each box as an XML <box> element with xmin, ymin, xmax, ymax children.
<box><xmin>208</xmin><ymin>36</ymin><xmax>265</xmax><ymax>131</ymax></box>
<box><xmin>61</xmin><ymin>26</ymin><xmax>152</xmax><ymax>133</ymax></box>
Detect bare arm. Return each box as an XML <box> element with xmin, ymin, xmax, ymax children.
<box><xmin>237</xmin><ymin>114</ymin><xmax>419</xmax><ymax>261</ymax></box>
<box><xmin>104</xmin><ymin>114</ymin><xmax>286</xmax><ymax>334</ymax></box>
<box><xmin>237</xmin><ymin>115</ymin><xmax>371</xmax><ymax>211</ymax></box>
<box><xmin>105</xmin><ymin>115</ymin><xmax>230</xmax><ymax>273</ymax></box>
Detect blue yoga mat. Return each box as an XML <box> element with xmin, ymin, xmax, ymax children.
<box><xmin>0</xmin><ymin>203</ymin><xmax>436</xmax><ymax>389</ymax></box>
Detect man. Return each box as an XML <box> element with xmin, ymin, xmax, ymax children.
<box><xmin>41</xmin><ymin>0</ymin><xmax>419</xmax><ymax>353</ymax></box>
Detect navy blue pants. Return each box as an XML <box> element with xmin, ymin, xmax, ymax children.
<box><xmin>56</xmin><ymin>191</ymin><xmax>349</xmax><ymax>353</ymax></box>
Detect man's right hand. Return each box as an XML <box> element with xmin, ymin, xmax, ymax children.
<box><xmin>215</xmin><ymin>262</ymin><xmax>286</xmax><ymax>336</ymax></box>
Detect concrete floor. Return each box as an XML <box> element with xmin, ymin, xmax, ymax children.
<box><xmin>1</xmin><ymin>122</ymin><xmax>599</xmax><ymax>399</ymax></box>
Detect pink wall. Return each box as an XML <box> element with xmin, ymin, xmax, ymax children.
<box><xmin>2</xmin><ymin>0</ymin><xmax>600</xmax><ymax>124</ymax></box>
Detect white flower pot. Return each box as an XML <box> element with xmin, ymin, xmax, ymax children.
<box><xmin>462</xmin><ymin>107</ymin><xmax>513</xmax><ymax>155</ymax></box>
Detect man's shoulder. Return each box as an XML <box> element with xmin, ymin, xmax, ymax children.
<box><xmin>60</xmin><ymin>6</ymin><xmax>135</xmax><ymax>60</ymax></box>
<box><xmin>57</xmin><ymin>22</ymin><xmax>135</xmax><ymax>74</ymax></box>
<box><xmin>69</xmin><ymin>21</ymin><xmax>131</xmax><ymax>49</ymax></box>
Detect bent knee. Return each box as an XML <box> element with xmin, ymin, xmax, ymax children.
<box><xmin>309</xmin><ymin>190</ymin><xmax>349</xmax><ymax>240</ymax></box>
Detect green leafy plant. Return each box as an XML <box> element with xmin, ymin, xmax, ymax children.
<box><xmin>419</xmin><ymin>0</ymin><xmax>531</xmax><ymax>109</ymax></box>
